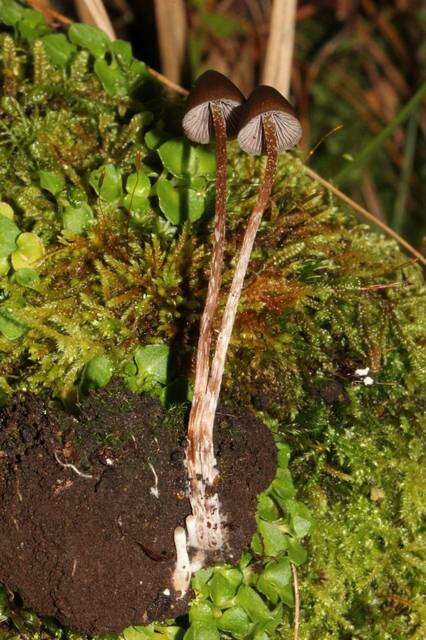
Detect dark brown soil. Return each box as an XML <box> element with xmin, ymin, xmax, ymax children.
<box><xmin>0</xmin><ymin>381</ymin><xmax>276</xmax><ymax>635</ymax></box>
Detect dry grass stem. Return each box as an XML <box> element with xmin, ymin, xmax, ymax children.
<box><xmin>291</xmin><ymin>562</ymin><xmax>300</xmax><ymax>640</ymax></box>
<box><xmin>154</xmin><ymin>0</ymin><xmax>187</xmax><ymax>84</ymax></box>
<box><xmin>74</xmin><ymin>0</ymin><xmax>116</xmax><ymax>40</ymax></box>
<box><xmin>27</xmin><ymin>0</ymin><xmax>72</xmax><ymax>25</ymax></box>
<box><xmin>262</xmin><ymin>0</ymin><xmax>298</xmax><ymax>97</ymax></box>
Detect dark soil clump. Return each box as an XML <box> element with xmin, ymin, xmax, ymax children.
<box><xmin>0</xmin><ymin>381</ymin><xmax>276</xmax><ymax>635</ymax></box>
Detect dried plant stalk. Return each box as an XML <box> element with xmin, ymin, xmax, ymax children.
<box><xmin>262</xmin><ymin>0</ymin><xmax>298</xmax><ymax>97</ymax></box>
<box><xmin>154</xmin><ymin>0</ymin><xmax>187</xmax><ymax>84</ymax></box>
<box><xmin>74</xmin><ymin>0</ymin><xmax>116</xmax><ymax>40</ymax></box>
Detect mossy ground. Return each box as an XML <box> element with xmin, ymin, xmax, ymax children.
<box><xmin>0</xmin><ymin>2</ymin><xmax>424</xmax><ymax>639</ymax></box>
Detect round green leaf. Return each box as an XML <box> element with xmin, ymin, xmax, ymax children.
<box><xmin>184</xmin><ymin>621</ymin><xmax>219</xmax><ymax>640</ymax></box>
<box><xmin>134</xmin><ymin>344</ymin><xmax>170</xmax><ymax>384</ymax></box>
<box><xmin>209</xmin><ymin>568</ymin><xmax>241</xmax><ymax>608</ymax></box>
<box><xmin>0</xmin><ymin>202</ymin><xmax>14</xmax><ymax>220</ymax></box>
<box><xmin>63</xmin><ymin>203</ymin><xmax>94</xmax><ymax>235</ymax></box>
<box><xmin>122</xmin><ymin>626</ymin><xmax>153</xmax><ymax>640</ymax></box>
<box><xmin>123</xmin><ymin>193</ymin><xmax>150</xmax><ymax>213</ymax></box>
<box><xmin>287</xmin><ymin>538</ymin><xmax>308</xmax><ymax>566</ymax></box>
<box><xmin>157</xmin><ymin>179</ymin><xmax>204</xmax><ymax>225</ymax></box>
<box><xmin>285</xmin><ymin>500</ymin><xmax>313</xmax><ymax>539</ymax></box>
<box><xmin>216</xmin><ymin>607</ymin><xmax>251</xmax><ymax>638</ymax></box>
<box><xmin>271</xmin><ymin>468</ymin><xmax>296</xmax><ymax>502</ymax></box>
<box><xmin>41</xmin><ymin>34</ymin><xmax>76</xmax><ymax>67</ymax></box>
<box><xmin>18</xmin><ymin>9</ymin><xmax>48</xmax><ymax>41</ymax></box>
<box><xmin>13</xmin><ymin>268</ymin><xmax>39</xmax><ymax>288</ymax></box>
<box><xmin>128</xmin><ymin>59</ymin><xmax>148</xmax><ymax>88</ymax></box>
<box><xmin>84</xmin><ymin>356</ymin><xmax>113</xmax><ymax>389</ymax></box>
<box><xmin>39</xmin><ymin>170</ymin><xmax>65</xmax><ymax>195</ymax></box>
<box><xmin>194</xmin><ymin>145</ymin><xmax>216</xmax><ymax>177</ymax></box>
<box><xmin>0</xmin><ymin>309</ymin><xmax>26</xmax><ymax>340</ymax></box>
<box><xmin>94</xmin><ymin>57</ymin><xmax>128</xmax><ymax>97</ymax></box>
<box><xmin>235</xmin><ymin>585</ymin><xmax>273</xmax><ymax>624</ymax></box>
<box><xmin>68</xmin><ymin>23</ymin><xmax>110</xmax><ymax>58</ymax></box>
<box><xmin>145</xmin><ymin>129</ymin><xmax>167</xmax><ymax>150</ymax></box>
<box><xmin>11</xmin><ymin>232</ymin><xmax>44</xmax><ymax>270</ymax></box>
<box><xmin>277</xmin><ymin>443</ymin><xmax>291</xmax><ymax>468</ymax></box>
<box><xmin>258</xmin><ymin>519</ymin><xmax>288</xmax><ymax>557</ymax></box>
<box><xmin>0</xmin><ymin>257</ymin><xmax>10</xmax><ymax>276</ymax></box>
<box><xmin>110</xmin><ymin>39</ymin><xmax>133</xmax><ymax>68</ymax></box>
<box><xmin>158</xmin><ymin>138</ymin><xmax>216</xmax><ymax>178</ymax></box>
<box><xmin>126</xmin><ymin>171</ymin><xmax>151</xmax><ymax>198</ymax></box>
<box><xmin>0</xmin><ymin>0</ymin><xmax>25</xmax><ymax>26</ymax></box>
<box><xmin>257</xmin><ymin>493</ymin><xmax>280</xmax><ymax>522</ymax></box>
<box><xmin>0</xmin><ymin>217</ymin><xmax>20</xmax><ymax>258</ymax></box>
<box><xmin>90</xmin><ymin>164</ymin><xmax>122</xmax><ymax>202</ymax></box>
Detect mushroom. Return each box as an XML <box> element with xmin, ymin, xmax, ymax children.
<box><xmin>237</xmin><ymin>84</ymin><xmax>302</xmax><ymax>156</ymax></box>
<box><xmin>198</xmin><ymin>85</ymin><xmax>302</xmax><ymax>472</ymax></box>
<box><xmin>182</xmin><ymin>71</ymin><xmax>244</xmax><ymax>554</ymax></box>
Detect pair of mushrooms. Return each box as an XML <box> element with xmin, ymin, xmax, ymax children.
<box><xmin>173</xmin><ymin>71</ymin><xmax>302</xmax><ymax>596</ymax></box>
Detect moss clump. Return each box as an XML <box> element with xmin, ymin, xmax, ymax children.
<box><xmin>0</xmin><ymin>2</ymin><xmax>425</xmax><ymax>639</ymax></box>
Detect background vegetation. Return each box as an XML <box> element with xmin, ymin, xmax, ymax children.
<box><xmin>29</xmin><ymin>0</ymin><xmax>426</xmax><ymax>251</ymax></box>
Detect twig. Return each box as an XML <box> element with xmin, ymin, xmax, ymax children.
<box><xmin>262</xmin><ymin>0</ymin><xmax>298</xmax><ymax>97</ymax></box>
<box><xmin>145</xmin><ymin>66</ymin><xmax>188</xmax><ymax>96</ymax></box>
<box><xmin>27</xmin><ymin>0</ymin><xmax>72</xmax><ymax>24</ymax></box>
<box><xmin>154</xmin><ymin>0</ymin><xmax>187</xmax><ymax>84</ymax></box>
<box><xmin>304</xmin><ymin>166</ymin><xmax>426</xmax><ymax>266</ymax></box>
<box><xmin>291</xmin><ymin>562</ymin><xmax>300</xmax><ymax>640</ymax></box>
<box><xmin>74</xmin><ymin>0</ymin><xmax>116</xmax><ymax>40</ymax></box>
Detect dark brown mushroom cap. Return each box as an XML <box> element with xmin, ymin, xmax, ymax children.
<box><xmin>237</xmin><ymin>85</ymin><xmax>302</xmax><ymax>155</ymax></box>
<box><xmin>183</xmin><ymin>70</ymin><xmax>245</xmax><ymax>144</ymax></box>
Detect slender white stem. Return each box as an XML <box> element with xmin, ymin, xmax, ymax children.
<box><xmin>172</xmin><ymin>527</ymin><xmax>191</xmax><ymax>597</ymax></box>
<box><xmin>185</xmin><ymin>103</ymin><xmax>228</xmax><ymax>553</ymax></box>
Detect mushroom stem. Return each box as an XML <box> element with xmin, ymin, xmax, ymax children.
<box><xmin>200</xmin><ymin>113</ymin><xmax>278</xmax><ymax>442</ymax></box>
<box><xmin>172</xmin><ymin>526</ymin><xmax>191</xmax><ymax>597</ymax></box>
<box><xmin>186</xmin><ymin>103</ymin><xmax>228</xmax><ymax>552</ymax></box>
<box><xmin>187</xmin><ymin>102</ymin><xmax>227</xmax><ymax>456</ymax></box>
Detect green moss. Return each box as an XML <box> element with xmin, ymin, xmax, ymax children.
<box><xmin>0</xmin><ymin>2</ymin><xmax>424</xmax><ymax>639</ymax></box>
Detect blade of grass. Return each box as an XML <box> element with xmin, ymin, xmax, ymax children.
<box><xmin>335</xmin><ymin>82</ymin><xmax>426</xmax><ymax>186</ymax></box>
<box><xmin>392</xmin><ymin>111</ymin><xmax>419</xmax><ymax>234</ymax></box>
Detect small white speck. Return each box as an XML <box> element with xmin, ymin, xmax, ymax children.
<box><xmin>355</xmin><ymin>367</ymin><xmax>370</xmax><ymax>377</ymax></box>
<box><xmin>149</xmin><ymin>463</ymin><xmax>160</xmax><ymax>498</ymax></box>
<box><xmin>105</xmin><ymin>458</ymin><xmax>114</xmax><ymax>466</ymax></box>
<box><xmin>363</xmin><ymin>376</ymin><xmax>374</xmax><ymax>386</ymax></box>
<box><xmin>163</xmin><ymin>589</ymin><xmax>170</xmax><ymax>596</ymax></box>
